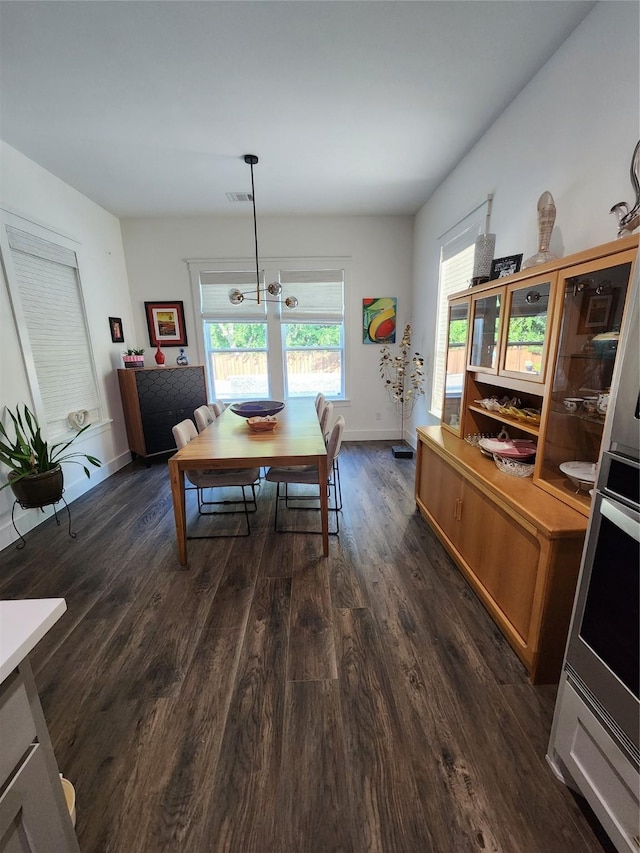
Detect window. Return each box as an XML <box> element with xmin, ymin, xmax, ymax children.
<box><xmin>1</xmin><ymin>215</ymin><xmax>102</xmax><ymax>437</ymax></box>
<box><xmin>192</xmin><ymin>261</ymin><xmax>346</xmax><ymax>402</ymax></box>
<box><xmin>199</xmin><ymin>270</ymin><xmax>269</xmax><ymax>400</ymax></box>
<box><xmin>431</xmin><ymin>211</ymin><xmax>484</xmax><ymax>416</ymax></box>
<box><xmin>280</xmin><ymin>270</ymin><xmax>344</xmax><ymax>398</ymax></box>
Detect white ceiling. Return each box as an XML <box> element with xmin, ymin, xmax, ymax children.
<box><xmin>0</xmin><ymin>1</ymin><xmax>596</xmax><ymax>218</ymax></box>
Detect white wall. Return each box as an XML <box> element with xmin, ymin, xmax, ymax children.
<box><xmin>120</xmin><ymin>214</ymin><xmax>414</xmax><ymax>440</ymax></box>
<box><xmin>0</xmin><ymin>142</ymin><xmax>134</xmax><ymax>549</ymax></box>
<box><xmin>410</xmin><ymin>0</ymin><xmax>640</xmax><ymax>441</ymax></box>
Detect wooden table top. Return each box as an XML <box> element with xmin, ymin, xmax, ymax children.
<box><xmin>170</xmin><ymin>399</ymin><xmax>327</xmax><ymax>469</ymax></box>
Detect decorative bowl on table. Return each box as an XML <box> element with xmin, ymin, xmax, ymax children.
<box><xmin>559</xmin><ymin>460</ymin><xmax>596</xmax><ymax>491</ymax></box>
<box><xmin>246</xmin><ymin>416</ymin><xmax>278</xmax><ymax>432</ymax></box>
<box><xmin>229</xmin><ymin>400</ymin><xmax>285</xmax><ymax>418</ymax></box>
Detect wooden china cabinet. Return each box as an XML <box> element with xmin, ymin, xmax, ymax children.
<box><xmin>416</xmin><ymin>234</ymin><xmax>638</xmax><ymax>683</ymax></box>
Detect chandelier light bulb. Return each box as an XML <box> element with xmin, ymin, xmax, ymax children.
<box><xmin>267</xmin><ymin>281</ymin><xmax>282</xmax><ymax>296</ymax></box>
<box><xmin>228</xmin><ymin>288</ymin><xmax>245</xmax><ymax>305</ymax></box>
<box><xmin>284</xmin><ymin>296</ymin><xmax>299</xmax><ymax>309</ymax></box>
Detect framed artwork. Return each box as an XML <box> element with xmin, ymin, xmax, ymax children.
<box><xmin>489</xmin><ymin>254</ymin><xmax>523</xmax><ymax>280</ymax></box>
<box><xmin>363</xmin><ymin>297</ymin><xmax>397</xmax><ymax>344</ymax></box>
<box><xmin>584</xmin><ymin>293</ymin><xmax>613</xmax><ymax>329</ymax></box>
<box><xmin>109</xmin><ymin>316</ymin><xmax>124</xmax><ymax>343</ymax></box>
<box><xmin>144</xmin><ymin>301</ymin><xmax>188</xmax><ymax>347</ymax></box>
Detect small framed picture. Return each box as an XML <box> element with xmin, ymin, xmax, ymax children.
<box><xmin>584</xmin><ymin>294</ymin><xmax>613</xmax><ymax>329</ymax></box>
<box><xmin>109</xmin><ymin>316</ymin><xmax>124</xmax><ymax>343</ymax></box>
<box><xmin>489</xmin><ymin>254</ymin><xmax>523</xmax><ymax>280</ymax></box>
<box><xmin>144</xmin><ymin>301</ymin><xmax>188</xmax><ymax>347</ymax></box>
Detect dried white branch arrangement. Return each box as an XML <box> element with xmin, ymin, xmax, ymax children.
<box><xmin>379</xmin><ymin>324</ymin><xmax>425</xmax><ymax>422</ymax></box>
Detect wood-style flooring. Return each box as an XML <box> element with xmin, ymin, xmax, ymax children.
<box><xmin>0</xmin><ymin>441</ymin><xmax>614</xmax><ymax>853</ymax></box>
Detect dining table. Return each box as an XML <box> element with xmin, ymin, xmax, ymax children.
<box><xmin>168</xmin><ymin>399</ymin><xmax>329</xmax><ymax>565</ymax></box>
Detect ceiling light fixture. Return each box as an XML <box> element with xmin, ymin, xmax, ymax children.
<box><xmin>228</xmin><ymin>154</ymin><xmax>298</xmax><ymax>309</ymax></box>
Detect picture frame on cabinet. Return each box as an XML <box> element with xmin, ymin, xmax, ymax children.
<box><xmin>109</xmin><ymin>316</ymin><xmax>124</xmax><ymax>343</ymax></box>
<box><xmin>489</xmin><ymin>254</ymin><xmax>523</xmax><ymax>280</ymax></box>
<box><xmin>145</xmin><ymin>301</ymin><xmax>188</xmax><ymax>347</ymax></box>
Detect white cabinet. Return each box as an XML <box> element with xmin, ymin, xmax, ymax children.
<box><xmin>0</xmin><ymin>601</ymin><xmax>79</xmax><ymax>853</ymax></box>
<box><xmin>548</xmin><ymin>674</ymin><xmax>639</xmax><ymax>853</ymax></box>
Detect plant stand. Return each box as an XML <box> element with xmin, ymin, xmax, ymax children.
<box><xmin>11</xmin><ymin>495</ymin><xmax>76</xmax><ymax>550</ymax></box>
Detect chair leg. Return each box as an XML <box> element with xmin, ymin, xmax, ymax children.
<box><xmin>273</xmin><ymin>479</ymin><xmax>340</xmax><ymax>535</ymax></box>
<box><xmin>187</xmin><ymin>482</ymin><xmax>257</xmax><ymax>539</ymax></box>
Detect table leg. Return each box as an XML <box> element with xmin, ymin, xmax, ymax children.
<box><xmin>318</xmin><ymin>454</ymin><xmax>329</xmax><ymax>556</ymax></box>
<box><xmin>168</xmin><ymin>458</ymin><xmax>187</xmax><ymax>566</ymax></box>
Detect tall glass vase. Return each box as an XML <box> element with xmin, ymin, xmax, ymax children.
<box><xmin>523</xmin><ymin>191</ymin><xmax>558</xmax><ymax>268</ymax></box>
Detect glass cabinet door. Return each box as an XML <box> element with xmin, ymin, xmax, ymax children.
<box><xmin>469</xmin><ymin>289</ymin><xmax>501</xmax><ymax>372</ymax></box>
<box><xmin>535</xmin><ymin>254</ymin><xmax>634</xmax><ymax>514</ymax></box>
<box><xmin>500</xmin><ymin>278</ymin><xmax>553</xmax><ymax>383</ymax></box>
<box><xmin>442</xmin><ymin>298</ymin><xmax>469</xmax><ymax>433</ymax></box>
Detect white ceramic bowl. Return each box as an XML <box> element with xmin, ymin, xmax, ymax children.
<box><xmin>559</xmin><ymin>460</ymin><xmax>596</xmax><ymax>490</ymax></box>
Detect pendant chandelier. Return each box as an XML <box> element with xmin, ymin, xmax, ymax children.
<box><xmin>228</xmin><ymin>154</ymin><xmax>298</xmax><ymax>308</ymax></box>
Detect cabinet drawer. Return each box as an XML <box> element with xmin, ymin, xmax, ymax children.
<box><xmin>0</xmin><ymin>671</ymin><xmax>37</xmax><ymax>785</ymax></box>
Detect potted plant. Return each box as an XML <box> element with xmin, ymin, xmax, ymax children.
<box><xmin>379</xmin><ymin>323</ymin><xmax>425</xmax><ymax>458</ymax></box>
<box><xmin>0</xmin><ymin>404</ymin><xmax>101</xmax><ymax>509</ymax></box>
<box><xmin>123</xmin><ymin>348</ymin><xmax>145</xmax><ymax>368</ymax></box>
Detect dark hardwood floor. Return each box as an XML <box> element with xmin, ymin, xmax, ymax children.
<box><xmin>0</xmin><ymin>442</ymin><xmax>614</xmax><ymax>852</ymax></box>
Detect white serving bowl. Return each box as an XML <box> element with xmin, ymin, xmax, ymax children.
<box><xmin>559</xmin><ymin>460</ymin><xmax>596</xmax><ymax>490</ymax></box>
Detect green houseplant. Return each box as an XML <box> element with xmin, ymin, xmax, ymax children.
<box><xmin>0</xmin><ymin>404</ymin><xmax>101</xmax><ymax>508</ymax></box>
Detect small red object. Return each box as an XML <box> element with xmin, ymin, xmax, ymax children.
<box><xmin>154</xmin><ymin>342</ymin><xmax>165</xmax><ymax>365</ymax></box>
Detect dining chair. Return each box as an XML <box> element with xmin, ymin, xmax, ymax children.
<box><xmin>171</xmin><ymin>419</ymin><xmax>260</xmax><ymax>537</ymax></box>
<box><xmin>314</xmin><ymin>393</ymin><xmax>325</xmax><ymax>416</ymax></box>
<box><xmin>265</xmin><ymin>415</ymin><xmax>345</xmax><ymax>534</ymax></box>
<box><xmin>319</xmin><ymin>400</ymin><xmax>333</xmax><ymax>439</ymax></box>
<box><xmin>194</xmin><ymin>404</ymin><xmax>215</xmax><ymax>433</ymax></box>
<box><xmin>211</xmin><ymin>401</ymin><xmax>225</xmax><ymax>417</ymax></box>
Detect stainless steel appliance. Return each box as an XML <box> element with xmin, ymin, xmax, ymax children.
<box><xmin>548</xmin><ymin>269</ymin><xmax>639</xmax><ymax>852</ymax></box>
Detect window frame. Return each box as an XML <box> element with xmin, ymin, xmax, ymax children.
<box><xmin>431</xmin><ymin>209</ymin><xmax>485</xmax><ymax>417</ymax></box>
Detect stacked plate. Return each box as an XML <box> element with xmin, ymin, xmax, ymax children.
<box><xmin>478</xmin><ymin>438</ymin><xmax>537</xmax><ymax>459</ymax></box>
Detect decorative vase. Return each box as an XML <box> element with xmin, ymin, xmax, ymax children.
<box><xmin>472</xmin><ymin>233</ymin><xmax>496</xmax><ymax>284</ymax></box>
<box><xmin>522</xmin><ymin>191</ymin><xmax>558</xmax><ymax>268</ymax></box>
<box><xmin>9</xmin><ymin>466</ymin><xmax>64</xmax><ymax>509</ymax></box>
<box><xmin>176</xmin><ymin>347</ymin><xmax>189</xmax><ymax>365</ymax></box>
<box><xmin>154</xmin><ymin>342</ymin><xmax>165</xmax><ymax>366</ymax></box>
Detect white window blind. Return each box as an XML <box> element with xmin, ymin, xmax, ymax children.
<box><xmin>431</xmin><ymin>213</ymin><xmax>484</xmax><ymax>416</ymax></box>
<box><xmin>5</xmin><ymin>225</ymin><xmax>100</xmax><ymax>436</ymax></box>
<box><xmin>200</xmin><ymin>270</ymin><xmax>267</xmax><ymax>319</ymax></box>
<box><xmin>280</xmin><ymin>269</ymin><xmax>344</xmax><ymax>323</ymax></box>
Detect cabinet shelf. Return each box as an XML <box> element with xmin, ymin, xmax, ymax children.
<box><xmin>467</xmin><ymin>405</ymin><xmax>540</xmax><ymax>436</ymax></box>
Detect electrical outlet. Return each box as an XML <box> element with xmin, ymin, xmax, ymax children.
<box><xmin>375</xmin><ymin>411</ymin><xmax>382</xmax><ymax>420</ymax></box>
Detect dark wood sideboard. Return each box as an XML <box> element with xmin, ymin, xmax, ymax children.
<box><xmin>117</xmin><ymin>365</ymin><xmax>207</xmax><ymax>460</ymax></box>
